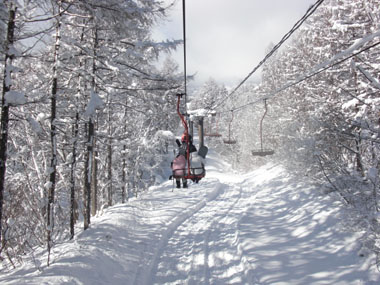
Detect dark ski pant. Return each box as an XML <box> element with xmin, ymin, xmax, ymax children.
<box><xmin>176</xmin><ymin>178</ymin><xmax>187</xmax><ymax>188</ymax></box>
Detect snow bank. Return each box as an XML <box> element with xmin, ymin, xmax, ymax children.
<box><xmin>188</xmin><ymin>108</ymin><xmax>213</xmax><ymax>119</ymax></box>
<box><xmin>0</xmin><ymin>151</ymin><xmax>377</xmax><ymax>284</ymax></box>
<box><xmin>5</xmin><ymin>90</ymin><xmax>26</xmax><ymax>106</ymax></box>
<box><xmin>154</xmin><ymin>130</ymin><xmax>175</xmax><ymax>141</ymax></box>
<box><xmin>84</xmin><ymin>90</ymin><xmax>104</xmax><ymax>117</ymax></box>
<box><xmin>27</xmin><ymin>117</ymin><xmax>43</xmax><ymax>135</ymax></box>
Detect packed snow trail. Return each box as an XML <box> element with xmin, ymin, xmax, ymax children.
<box><xmin>0</xmin><ymin>151</ymin><xmax>378</xmax><ymax>284</ymax></box>
<box><xmin>150</xmin><ymin>160</ymin><xmax>374</xmax><ymax>285</ymax></box>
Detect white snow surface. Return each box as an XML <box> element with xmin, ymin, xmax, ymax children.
<box><xmin>356</xmin><ymin>64</ymin><xmax>380</xmax><ymax>90</ymax></box>
<box><xmin>4</xmin><ymin>90</ymin><xmax>26</xmax><ymax>106</ymax></box>
<box><xmin>84</xmin><ymin>90</ymin><xmax>104</xmax><ymax>117</ymax></box>
<box><xmin>188</xmin><ymin>108</ymin><xmax>213</xmax><ymax>119</ymax></box>
<box><xmin>0</xmin><ymin>150</ymin><xmax>378</xmax><ymax>284</ymax></box>
<box><xmin>27</xmin><ymin>117</ymin><xmax>43</xmax><ymax>135</ymax></box>
<box><xmin>155</xmin><ymin>130</ymin><xmax>175</xmax><ymax>141</ymax></box>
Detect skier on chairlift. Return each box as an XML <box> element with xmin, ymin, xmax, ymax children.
<box><xmin>171</xmin><ymin>133</ymin><xmax>197</xmax><ymax>188</ymax></box>
<box><xmin>177</xmin><ymin>133</ymin><xmax>197</xmax><ymax>155</ymax></box>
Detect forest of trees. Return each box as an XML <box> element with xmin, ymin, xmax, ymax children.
<box><xmin>198</xmin><ymin>0</ymin><xmax>380</xmax><ymax>265</ymax></box>
<box><xmin>0</xmin><ymin>0</ymin><xmax>183</xmax><ymax>268</ymax></box>
<box><xmin>1</xmin><ymin>0</ymin><xmax>379</xmax><ymax>271</ymax></box>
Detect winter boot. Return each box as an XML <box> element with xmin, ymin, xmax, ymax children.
<box><xmin>182</xmin><ymin>180</ymin><xmax>188</xmax><ymax>188</ymax></box>
<box><xmin>176</xmin><ymin>180</ymin><xmax>181</xmax><ymax>188</ymax></box>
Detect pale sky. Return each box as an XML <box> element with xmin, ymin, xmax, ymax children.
<box><xmin>153</xmin><ymin>0</ymin><xmax>316</xmax><ymax>89</ymax></box>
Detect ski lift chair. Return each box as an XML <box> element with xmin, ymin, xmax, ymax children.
<box><xmin>251</xmin><ymin>99</ymin><xmax>274</xmax><ymax>156</ymax></box>
<box><xmin>205</xmin><ymin>113</ymin><xmax>222</xmax><ymax>138</ymax></box>
<box><xmin>251</xmin><ymin>149</ymin><xmax>274</xmax><ymax>156</ymax></box>
<box><xmin>223</xmin><ymin>110</ymin><xmax>237</xmax><ymax>144</ymax></box>
<box><xmin>173</xmin><ymin>94</ymin><xmax>206</xmax><ymax>183</ymax></box>
<box><xmin>172</xmin><ymin>166</ymin><xmax>205</xmax><ymax>182</ymax></box>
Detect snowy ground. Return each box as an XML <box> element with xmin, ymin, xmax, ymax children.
<box><xmin>0</xmin><ymin>150</ymin><xmax>379</xmax><ymax>284</ymax></box>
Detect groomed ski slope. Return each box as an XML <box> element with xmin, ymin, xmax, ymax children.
<box><xmin>0</xmin><ymin>150</ymin><xmax>378</xmax><ymax>284</ymax></box>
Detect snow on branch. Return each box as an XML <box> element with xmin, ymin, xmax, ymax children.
<box><xmin>355</xmin><ymin>64</ymin><xmax>380</xmax><ymax>90</ymax></box>
<box><xmin>188</xmin><ymin>109</ymin><xmax>214</xmax><ymax>120</ymax></box>
<box><xmin>266</xmin><ymin>29</ymin><xmax>380</xmax><ymax>101</ymax></box>
<box><xmin>155</xmin><ymin>130</ymin><xmax>175</xmax><ymax>141</ymax></box>
<box><xmin>27</xmin><ymin>117</ymin><xmax>43</xmax><ymax>135</ymax></box>
<box><xmin>5</xmin><ymin>90</ymin><xmax>26</xmax><ymax>106</ymax></box>
<box><xmin>84</xmin><ymin>90</ymin><xmax>104</xmax><ymax>117</ymax></box>
<box><xmin>330</xmin><ymin>29</ymin><xmax>380</xmax><ymax>62</ymax></box>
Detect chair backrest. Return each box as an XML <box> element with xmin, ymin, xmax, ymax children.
<box><xmin>198</xmin><ymin>146</ymin><xmax>208</xmax><ymax>159</ymax></box>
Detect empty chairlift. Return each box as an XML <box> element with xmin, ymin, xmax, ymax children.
<box><xmin>223</xmin><ymin>110</ymin><xmax>237</xmax><ymax>145</ymax></box>
<box><xmin>251</xmin><ymin>99</ymin><xmax>274</xmax><ymax>156</ymax></box>
<box><xmin>204</xmin><ymin>113</ymin><xmax>222</xmax><ymax>138</ymax></box>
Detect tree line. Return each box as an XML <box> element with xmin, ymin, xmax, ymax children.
<box><xmin>0</xmin><ymin>0</ymin><xmax>182</xmax><ymax>268</ymax></box>
<box><xmin>197</xmin><ymin>0</ymin><xmax>380</xmax><ymax>265</ymax></box>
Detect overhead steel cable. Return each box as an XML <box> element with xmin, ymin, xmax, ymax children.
<box><xmin>212</xmin><ymin>0</ymin><xmax>325</xmax><ymax>110</ymax></box>
<box><xmin>216</xmin><ymin>37</ymin><xmax>380</xmax><ymax>115</ymax></box>
<box><xmin>182</xmin><ymin>0</ymin><xmax>187</xmax><ymax>107</ymax></box>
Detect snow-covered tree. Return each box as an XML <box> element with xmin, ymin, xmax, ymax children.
<box><xmin>0</xmin><ymin>0</ymin><xmax>182</xmax><ymax>268</ymax></box>
<box><xmin>256</xmin><ymin>0</ymin><xmax>380</xmax><ymax>260</ymax></box>
<box><xmin>0</xmin><ymin>1</ymin><xmax>17</xmax><ymax>259</ymax></box>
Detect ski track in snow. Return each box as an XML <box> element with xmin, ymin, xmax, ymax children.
<box><xmin>152</xmin><ymin>182</ymin><xmax>254</xmax><ymax>284</ymax></box>
<box><xmin>0</xmin><ymin>152</ymin><xmax>378</xmax><ymax>284</ymax></box>
<box><xmin>150</xmin><ymin>165</ymin><xmax>276</xmax><ymax>285</ymax></box>
<box><xmin>137</xmin><ymin>181</ymin><xmax>226</xmax><ymax>285</ymax></box>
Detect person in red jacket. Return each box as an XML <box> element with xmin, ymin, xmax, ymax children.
<box><xmin>171</xmin><ymin>133</ymin><xmax>198</xmax><ymax>188</ymax></box>
<box><xmin>171</xmin><ymin>154</ymin><xmax>187</xmax><ymax>188</ymax></box>
<box><xmin>176</xmin><ymin>133</ymin><xmax>197</xmax><ymax>156</ymax></box>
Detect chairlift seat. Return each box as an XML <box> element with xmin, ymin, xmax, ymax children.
<box><xmin>223</xmin><ymin>139</ymin><xmax>237</xmax><ymax>145</ymax></box>
<box><xmin>206</xmin><ymin>133</ymin><xmax>222</xmax><ymax>137</ymax></box>
<box><xmin>172</xmin><ymin>165</ymin><xmax>206</xmax><ymax>181</ymax></box>
<box><xmin>251</xmin><ymin>149</ymin><xmax>274</xmax><ymax>156</ymax></box>
<box><xmin>174</xmin><ymin>94</ymin><xmax>207</xmax><ymax>184</ymax></box>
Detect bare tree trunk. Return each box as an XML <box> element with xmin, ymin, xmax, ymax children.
<box><xmin>352</xmin><ymin>63</ymin><xmax>365</xmax><ymax>177</ymax></box>
<box><xmin>107</xmin><ymin>96</ymin><xmax>113</xmax><ymax>207</ymax></box>
<box><xmin>91</xmin><ymin>27</ymin><xmax>99</xmax><ymax>213</ymax></box>
<box><xmin>107</xmin><ymin>143</ymin><xmax>113</xmax><ymax>206</ymax></box>
<box><xmin>121</xmin><ymin>103</ymin><xmax>128</xmax><ymax>203</ymax></box>
<box><xmin>121</xmin><ymin>148</ymin><xmax>126</xmax><ymax>203</ymax></box>
<box><xmin>70</xmin><ymin>112</ymin><xmax>79</xmax><ymax>239</ymax></box>
<box><xmin>372</xmin><ymin>141</ymin><xmax>379</xmax><ymax>212</ymax></box>
<box><xmin>91</xmin><ymin>120</ymin><xmax>98</xmax><ymax>216</ymax></box>
<box><xmin>0</xmin><ymin>3</ymin><xmax>16</xmax><ymax>253</ymax></box>
<box><xmin>70</xmin><ymin>20</ymin><xmax>85</xmax><ymax>236</ymax></box>
<box><xmin>355</xmin><ymin>132</ymin><xmax>364</xmax><ymax>177</ymax></box>
<box><xmin>71</xmin><ymin>22</ymin><xmax>86</xmax><ymax>237</ymax></box>
<box><xmin>47</xmin><ymin>1</ymin><xmax>62</xmax><ymax>266</ymax></box>
<box><xmin>84</xmin><ymin>24</ymin><xmax>98</xmax><ymax>229</ymax></box>
<box><xmin>83</xmin><ymin>120</ymin><xmax>93</xmax><ymax>230</ymax></box>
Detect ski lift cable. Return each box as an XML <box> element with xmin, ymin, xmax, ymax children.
<box><xmin>182</xmin><ymin>0</ymin><xmax>187</xmax><ymax>108</ymax></box>
<box><xmin>215</xmin><ymin>39</ymin><xmax>380</xmax><ymax>116</ymax></box>
<box><xmin>212</xmin><ymin>0</ymin><xmax>325</xmax><ymax>110</ymax></box>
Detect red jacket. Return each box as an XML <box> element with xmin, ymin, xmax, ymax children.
<box><xmin>172</xmin><ymin>155</ymin><xmax>186</xmax><ymax>177</ymax></box>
